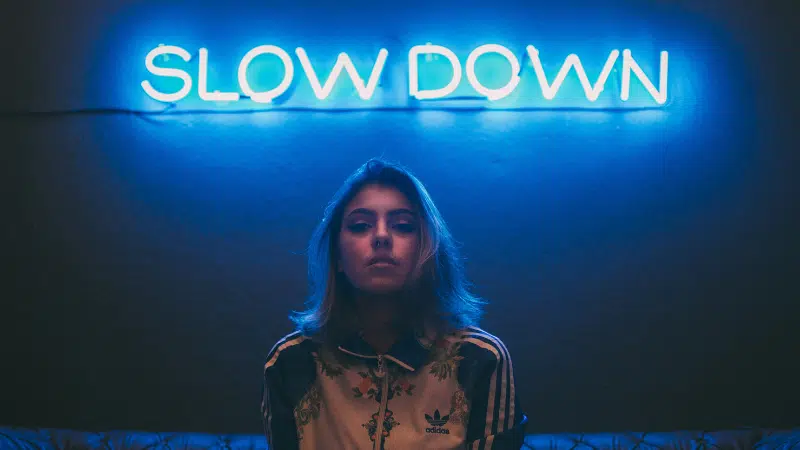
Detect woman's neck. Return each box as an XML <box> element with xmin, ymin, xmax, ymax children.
<box><xmin>355</xmin><ymin>292</ymin><xmax>406</xmax><ymax>354</ymax></box>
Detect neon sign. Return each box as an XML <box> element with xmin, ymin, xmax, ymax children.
<box><xmin>141</xmin><ymin>43</ymin><xmax>669</xmax><ymax>108</ymax></box>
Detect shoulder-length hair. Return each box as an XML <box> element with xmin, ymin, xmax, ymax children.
<box><xmin>290</xmin><ymin>158</ymin><xmax>485</xmax><ymax>342</ymax></box>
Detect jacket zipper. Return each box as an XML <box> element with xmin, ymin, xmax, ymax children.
<box><xmin>373</xmin><ymin>354</ymin><xmax>389</xmax><ymax>450</ymax></box>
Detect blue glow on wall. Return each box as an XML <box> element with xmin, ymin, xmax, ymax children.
<box><xmin>95</xmin><ymin>2</ymin><xmax>722</xmax><ymax>121</ymax></box>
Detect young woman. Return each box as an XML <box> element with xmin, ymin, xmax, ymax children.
<box><xmin>262</xmin><ymin>159</ymin><xmax>527</xmax><ymax>449</ymax></box>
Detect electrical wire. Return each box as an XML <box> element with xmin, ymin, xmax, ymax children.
<box><xmin>0</xmin><ymin>99</ymin><xmax>663</xmax><ymax>121</ymax></box>
<box><xmin>0</xmin><ymin>45</ymin><xmax>666</xmax><ymax>120</ymax></box>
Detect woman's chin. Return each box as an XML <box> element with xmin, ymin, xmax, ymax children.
<box><xmin>359</xmin><ymin>278</ymin><xmax>406</xmax><ymax>295</ymax></box>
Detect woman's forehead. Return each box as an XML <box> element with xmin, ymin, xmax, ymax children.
<box><xmin>344</xmin><ymin>184</ymin><xmax>415</xmax><ymax>214</ymax></box>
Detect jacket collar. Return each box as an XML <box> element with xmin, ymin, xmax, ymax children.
<box><xmin>337</xmin><ymin>323</ymin><xmax>438</xmax><ymax>372</ymax></box>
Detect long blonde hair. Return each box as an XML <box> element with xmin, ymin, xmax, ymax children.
<box><xmin>290</xmin><ymin>158</ymin><xmax>485</xmax><ymax>342</ymax></box>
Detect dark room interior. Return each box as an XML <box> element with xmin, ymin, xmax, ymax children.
<box><xmin>2</xmin><ymin>0</ymin><xmax>798</xmax><ymax>448</ymax></box>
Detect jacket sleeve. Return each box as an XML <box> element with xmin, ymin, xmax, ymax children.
<box><xmin>464</xmin><ymin>341</ymin><xmax>528</xmax><ymax>450</ymax></box>
<box><xmin>262</xmin><ymin>358</ymin><xmax>300</xmax><ymax>450</ymax></box>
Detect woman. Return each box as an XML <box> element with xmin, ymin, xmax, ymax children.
<box><xmin>262</xmin><ymin>159</ymin><xmax>527</xmax><ymax>449</ymax></box>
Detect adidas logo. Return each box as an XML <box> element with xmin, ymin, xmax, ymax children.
<box><xmin>424</xmin><ymin>409</ymin><xmax>450</xmax><ymax>435</ymax></box>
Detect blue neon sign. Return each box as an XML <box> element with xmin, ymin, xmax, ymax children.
<box><xmin>140</xmin><ymin>42</ymin><xmax>669</xmax><ymax>109</ymax></box>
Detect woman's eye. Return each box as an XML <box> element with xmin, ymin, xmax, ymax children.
<box><xmin>393</xmin><ymin>223</ymin><xmax>416</xmax><ymax>233</ymax></box>
<box><xmin>347</xmin><ymin>223</ymin><xmax>371</xmax><ymax>233</ymax></box>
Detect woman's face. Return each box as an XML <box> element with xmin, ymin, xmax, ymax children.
<box><xmin>338</xmin><ymin>184</ymin><xmax>421</xmax><ymax>295</ymax></box>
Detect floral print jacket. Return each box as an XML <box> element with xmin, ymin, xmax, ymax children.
<box><xmin>261</xmin><ymin>326</ymin><xmax>527</xmax><ymax>449</ymax></box>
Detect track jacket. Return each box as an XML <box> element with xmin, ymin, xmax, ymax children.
<box><xmin>261</xmin><ymin>325</ymin><xmax>527</xmax><ymax>449</ymax></box>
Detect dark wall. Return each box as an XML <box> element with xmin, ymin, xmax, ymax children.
<box><xmin>2</xmin><ymin>0</ymin><xmax>798</xmax><ymax>436</ymax></box>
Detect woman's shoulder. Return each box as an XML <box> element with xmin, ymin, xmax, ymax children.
<box><xmin>449</xmin><ymin>325</ymin><xmax>514</xmax><ymax>363</ymax></box>
<box><xmin>263</xmin><ymin>330</ymin><xmax>317</xmax><ymax>373</ymax></box>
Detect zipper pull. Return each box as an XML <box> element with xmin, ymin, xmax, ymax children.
<box><xmin>376</xmin><ymin>354</ymin><xmax>385</xmax><ymax>377</ymax></box>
